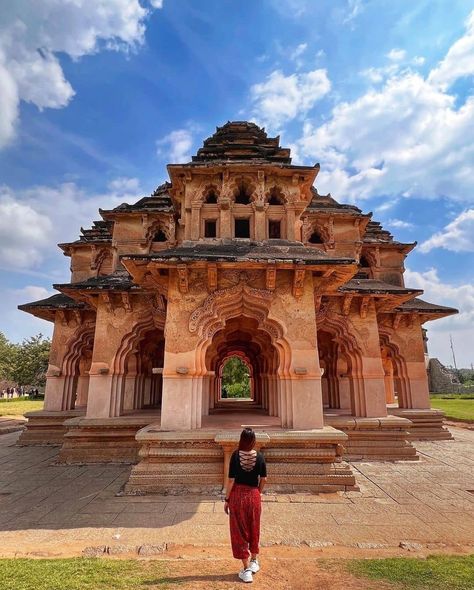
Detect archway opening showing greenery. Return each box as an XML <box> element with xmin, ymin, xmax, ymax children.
<box><xmin>221</xmin><ymin>356</ymin><xmax>251</xmax><ymax>399</ymax></box>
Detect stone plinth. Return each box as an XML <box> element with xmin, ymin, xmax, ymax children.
<box><xmin>324</xmin><ymin>415</ymin><xmax>418</xmax><ymax>461</ymax></box>
<box><xmin>17</xmin><ymin>410</ymin><xmax>85</xmax><ymax>446</ymax></box>
<box><xmin>388</xmin><ymin>408</ymin><xmax>453</xmax><ymax>441</ymax></box>
<box><xmin>125</xmin><ymin>428</ymin><xmax>224</xmax><ymax>494</ymax></box>
<box><xmin>125</xmin><ymin>425</ymin><xmax>357</xmax><ymax>495</ymax></box>
<box><xmin>58</xmin><ymin>415</ymin><xmax>158</xmax><ymax>463</ymax></box>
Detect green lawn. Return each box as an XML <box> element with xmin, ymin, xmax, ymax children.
<box><xmin>348</xmin><ymin>554</ymin><xmax>474</xmax><ymax>590</ymax></box>
<box><xmin>430</xmin><ymin>397</ymin><xmax>474</xmax><ymax>421</ymax></box>
<box><xmin>0</xmin><ymin>559</ymin><xmax>173</xmax><ymax>590</ymax></box>
<box><xmin>0</xmin><ymin>398</ymin><xmax>44</xmax><ymax>416</ymax></box>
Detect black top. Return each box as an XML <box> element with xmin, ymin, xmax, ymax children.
<box><xmin>228</xmin><ymin>450</ymin><xmax>267</xmax><ymax>488</ymax></box>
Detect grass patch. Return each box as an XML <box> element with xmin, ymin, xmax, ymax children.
<box><xmin>0</xmin><ymin>558</ymin><xmax>175</xmax><ymax>590</ymax></box>
<box><xmin>348</xmin><ymin>554</ymin><xmax>474</xmax><ymax>590</ymax></box>
<box><xmin>0</xmin><ymin>398</ymin><xmax>44</xmax><ymax>416</ymax></box>
<box><xmin>429</xmin><ymin>397</ymin><xmax>474</xmax><ymax>421</ymax></box>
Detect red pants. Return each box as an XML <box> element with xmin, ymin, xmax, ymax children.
<box><xmin>229</xmin><ymin>484</ymin><xmax>261</xmax><ymax>559</ymax></box>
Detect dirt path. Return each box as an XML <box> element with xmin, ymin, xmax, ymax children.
<box><xmin>141</xmin><ymin>555</ymin><xmax>393</xmax><ymax>590</ymax></box>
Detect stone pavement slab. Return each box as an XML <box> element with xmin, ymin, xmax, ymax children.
<box><xmin>0</xmin><ymin>427</ymin><xmax>473</xmax><ymax>557</ymax></box>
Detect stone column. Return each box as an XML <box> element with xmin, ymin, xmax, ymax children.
<box><xmin>253</xmin><ymin>203</ymin><xmax>268</xmax><ymax>241</ymax></box>
<box><xmin>395</xmin><ymin>320</ymin><xmax>431</xmax><ymax>409</ymax></box>
<box><xmin>123</xmin><ymin>354</ymin><xmax>138</xmax><ymax>411</ymax></box>
<box><xmin>160</xmin><ymin>270</ymin><xmax>204</xmax><ymax>430</ymax></box>
<box><xmin>348</xmin><ymin>300</ymin><xmax>387</xmax><ymax>418</ymax></box>
<box><xmin>86</xmin><ymin>295</ymin><xmax>136</xmax><ymax>419</ymax></box>
<box><xmin>219</xmin><ymin>200</ymin><xmax>232</xmax><ymax>238</ymax></box>
<box><xmin>271</xmin><ymin>271</ymin><xmax>324</xmax><ymax>429</ymax></box>
<box><xmin>285</xmin><ymin>206</ymin><xmax>296</xmax><ymax>240</ymax></box>
<box><xmin>44</xmin><ymin>316</ymin><xmax>78</xmax><ymax>411</ymax></box>
<box><xmin>190</xmin><ymin>203</ymin><xmax>201</xmax><ymax>240</ymax></box>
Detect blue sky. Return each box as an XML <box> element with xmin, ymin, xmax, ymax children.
<box><xmin>0</xmin><ymin>0</ymin><xmax>473</xmax><ymax>367</ymax></box>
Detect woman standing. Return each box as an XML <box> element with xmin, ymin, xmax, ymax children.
<box><xmin>224</xmin><ymin>427</ymin><xmax>267</xmax><ymax>584</ymax></box>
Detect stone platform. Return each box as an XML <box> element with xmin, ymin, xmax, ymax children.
<box><xmin>18</xmin><ymin>409</ymin><xmax>84</xmax><ymax>445</ymax></box>
<box><xmin>59</xmin><ymin>413</ymin><xmax>162</xmax><ymax>463</ymax></box>
<box><xmin>125</xmin><ymin>425</ymin><xmax>357</xmax><ymax>495</ymax></box>
<box><xmin>0</xmin><ymin>416</ymin><xmax>26</xmax><ymax>435</ymax></box>
<box><xmin>324</xmin><ymin>414</ymin><xmax>418</xmax><ymax>461</ymax></box>
<box><xmin>388</xmin><ymin>408</ymin><xmax>453</xmax><ymax>441</ymax></box>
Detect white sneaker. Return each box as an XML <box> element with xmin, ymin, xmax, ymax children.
<box><xmin>249</xmin><ymin>559</ymin><xmax>260</xmax><ymax>573</ymax></box>
<box><xmin>238</xmin><ymin>568</ymin><xmax>253</xmax><ymax>583</ymax></box>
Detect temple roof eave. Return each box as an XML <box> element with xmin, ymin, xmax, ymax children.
<box><xmin>18</xmin><ymin>293</ymin><xmax>90</xmax><ymax>322</ymax></box>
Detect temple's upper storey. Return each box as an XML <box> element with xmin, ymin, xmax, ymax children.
<box><xmin>191</xmin><ymin>121</ymin><xmax>292</xmax><ymax>164</ymax></box>
<box><xmin>55</xmin><ymin>121</ymin><xmax>420</xmax><ymax>288</ymax></box>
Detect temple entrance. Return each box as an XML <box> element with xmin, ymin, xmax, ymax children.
<box><xmin>121</xmin><ymin>327</ymin><xmax>165</xmax><ymax>413</ymax></box>
<box><xmin>205</xmin><ymin>316</ymin><xmax>279</xmax><ymax>420</ymax></box>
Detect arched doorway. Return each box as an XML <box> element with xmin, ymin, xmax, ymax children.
<box><xmin>203</xmin><ymin>316</ymin><xmax>281</xmax><ymax>422</ymax></box>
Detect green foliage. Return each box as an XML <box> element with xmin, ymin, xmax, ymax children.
<box><xmin>0</xmin><ymin>558</ymin><xmax>171</xmax><ymax>590</ymax></box>
<box><xmin>222</xmin><ymin>356</ymin><xmax>251</xmax><ymax>398</ymax></box>
<box><xmin>0</xmin><ymin>332</ymin><xmax>16</xmax><ymax>382</ymax></box>
<box><xmin>349</xmin><ymin>554</ymin><xmax>474</xmax><ymax>590</ymax></box>
<box><xmin>0</xmin><ymin>332</ymin><xmax>50</xmax><ymax>388</ymax></box>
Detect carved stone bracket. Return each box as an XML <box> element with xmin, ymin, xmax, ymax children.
<box><xmin>121</xmin><ymin>292</ymin><xmax>132</xmax><ymax>313</ymax></box>
<box><xmin>177</xmin><ymin>265</ymin><xmax>189</xmax><ymax>293</ymax></box>
<box><xmin>207</xmin><ymin>264</ymin><xmax>218</xmax><ymax>292</ymax></box>
<box><xmin>101</xmin><ymin>293</ymin><xmax>113</xmax><ymax>314</ymax></box>
<box><xmin>360</xmin><ymin>296</ymin><xmax>370</xmax><ymax>319</ymax></box>
<box><xmin>342</xmin><ymin>294</ymin><xmax>353</xmax><ymax>316</ymax></box>
<box><xmin>266</xmin><ymin>265</ymin><xmax>277</xmax><ymax>291</ymax></box>
<box><xmin>292</xmin><ymin>267</ymin><xmax>306</xmax><ymax>298</ymax></box>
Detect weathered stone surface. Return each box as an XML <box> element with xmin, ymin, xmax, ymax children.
<box><xmin>82</xmin><ymin>546</ymin><xmax>106</xmax><ymax>557</ymax></box>
<box><xmin>137</xmin><ymin>543</ymin><xmax>167</xmax><ymax>556</ymax></box>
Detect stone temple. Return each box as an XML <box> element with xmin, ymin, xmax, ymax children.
<box><xmin>19</xmin><ymin>122</ymin><xmax>457</xmax><ymax>494</ymax></box>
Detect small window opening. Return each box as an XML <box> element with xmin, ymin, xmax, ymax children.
<box><xmin>205</xmin><ymin>190</ymin><xmax>218</xmax><ymax>204</ymax></box>
<box><xmin>268</xmin><ymin>188</ymin><xmax>284</xmax><ymax>205</ymax></box>
<box><xmin>235</xmin><ymin>218</ymin><xmax>250</xmax><ymax>238</ymax></box>
<box><xmin>358</xmin><ymin>256</ymin><xmax>371</xmax><ymax>278</ymax></box>
<box><xmin>269</xmin><ymin>220</ymin><xmax>281</xmax><ymax>239</ymax></box>
<box><xmin>205</xmin><ymin>219</ymin><xmax>217</xmax><ymax>238</ymax></box>
<box><xmin>309</xmin><ymin>231</ymin><xmax>323</xmax><ymax>244</ymax></box>
<box><xmin>235</xmin><ymin>183</ymin><xmax>251</xmax><ymax>205</ymax></box>
<box><xmin>153</xmin><ymin>230</ymin><xmax>167</xmax><ymax>242</ymax></box>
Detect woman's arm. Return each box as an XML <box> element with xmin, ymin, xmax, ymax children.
<box><xmin>224</xmin><ymin>478</ymin><xmax>235</xmax><ymax>514</ymax></box>
<box><xmin>258</xmin><ymin>476</ymin><xmax>267</xmax><ymax>493</ymax></box>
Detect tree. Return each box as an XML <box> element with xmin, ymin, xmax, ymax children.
<box><xmin>10</xmin><ymin>334</ymin><xmax>51</xmax><ymax>388</ymax></box>
<box><xmin>222</xmin><ymin>356</ymin><xmax>251</xmax><ymax>398</ymax></box>
<box><xmin>0</xmin><ymin>332</ymin><xmax>17</xmax><ymax>383</ymax></box>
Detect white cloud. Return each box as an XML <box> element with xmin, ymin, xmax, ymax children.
<box><xmin>0</xmin><ymin>0</ymin><xmax>162</xmax><ymax>148</ymax></box>
<box><xmin>428</xmin><ymin>10</ymin><xmax>474</xmax><ymax>89</ymax></box>
<box><xmin>156</xmin><ymin>129</ymin><xmax>194</xmax><ymax>163</ymax></box>
<box><xmin>0</xmin><ymin>178</ymin><xmax>143</xmax><ymax>271</ymax></box>
<box><xmin>298</xmin><ymin>72</ymin><xmax>474</xmax><ymax>203</ymax></box>
<box><xmin>387</xmin><ymin>218</ymin><xmax>414</xmax><ymax>229</ymax></box>
<box><xmin>405</xmin><ymin>268</ymin><xmax>474</xmax><ymax>367</ymax></box>
<box><xmin>419</xmin><ymin>209</ymin><xmax>474</xmax><ymax>253</ymax></box>
<box><xmin>290</xmin><ymin>43</ymin><xmax>308</xmax><ymax>61</ymax></box>
<box><xmin>250</xmin><ymin>69</ymin><xmax>331</xmax><ymax>128</ymax></box>
<box><xmin>291</xmin><ymin>10</ymin><xmax>474</xmax><ymax>204</ymax></box>
<box><xmin>343</xmin><ymin>0</ymin><xmax>365</xmax><ymax>25</ymax></box>
<box><xmin>387</xmin><ymin>48</ymin><xmax>407</xmax><ymax>61</ymax></box>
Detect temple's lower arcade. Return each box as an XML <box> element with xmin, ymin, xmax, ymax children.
<box><xmin>18</xmin><ymin>266</ymin><xmax>455</xmax><ymax>495</ymax></box>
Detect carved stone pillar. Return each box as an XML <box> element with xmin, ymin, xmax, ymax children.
<box><xmin>190</xmin><ymin>203</ymin><xmax>201</xmax><ymax>240</ymax></box>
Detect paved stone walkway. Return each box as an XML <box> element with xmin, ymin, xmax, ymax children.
<box><xmin>0</xmin><ymin>427</ymin><xmax>473</xmax><ymax>557</ymax></box>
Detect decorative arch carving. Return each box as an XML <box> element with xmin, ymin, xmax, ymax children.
<box><xmin>145</xmin><ymin>217</ymin><xmax>175</xmax><ymax>244</ymax></box>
